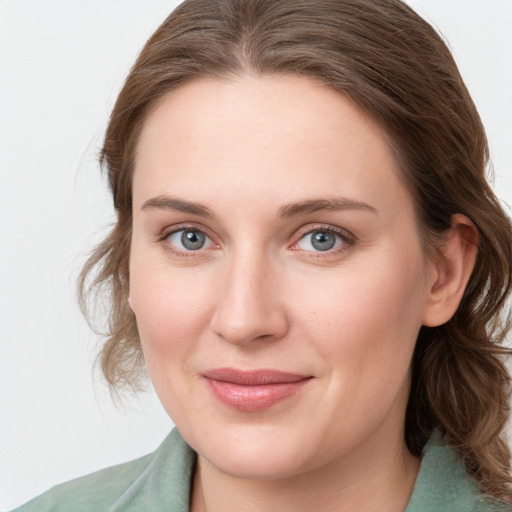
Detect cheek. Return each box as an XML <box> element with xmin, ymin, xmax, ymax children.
<box><xmin>293</xmin><ymin>249</ymin><xmax>427</xmax><ymax>378</ymax></box>
<box><xmin>129</xmin><ymin>261</ymin><xmax>218</xmax><ymax>423</ymax></box>
<box><xmin>129</xmin><ymin>256</ymin><xmax>215</xmax><ymax>363</ymax></box>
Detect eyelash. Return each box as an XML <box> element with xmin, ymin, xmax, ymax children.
<box><xmin>290</xmin><ymin>224</ymin><xmax>356</xmax><ymax>257</ymax></box>
<box><xmin>157</xmin><ymin>224</ymin><xmax>356</xmax><ymax>259</ymax></box>
<box><xmin>158</xmin><ymin>224</ymin><xmax>217</xmax><ymax>259</ymax></box>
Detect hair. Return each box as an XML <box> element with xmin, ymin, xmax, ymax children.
<box><xmin>79</xmin><ymin>0</ymin><xmax>512</xmax><ymax>499</ymax></box>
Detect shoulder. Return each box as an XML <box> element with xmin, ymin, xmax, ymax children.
<box><xmin>12</xmin><ymin>429</ymin><xmax>196</xmax><ymax>512</ymax></box>
<box><xmin>406</xmin><ymin>431</ymin><xmax>510</xmax><ymax>512</ymax></box>
<box><xmin>12</xmin><ymin>453</ymin><xmax>155</xmax><ymax>512</ymax></box>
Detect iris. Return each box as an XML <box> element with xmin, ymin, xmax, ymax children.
<box><xmin>310</xmin><ymin>231</ymin><xmax>336</xmax><ymax>251</ymax></box>
<box><xmin>181</xmin><ymin>230</ymin><xmax>206</xmax><ymax>250</ymax></box>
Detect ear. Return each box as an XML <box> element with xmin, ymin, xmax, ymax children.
<box><xmin>422</xmin><ymin>214</ymin><xmax>479</xmax><ymax>327</ymax></box>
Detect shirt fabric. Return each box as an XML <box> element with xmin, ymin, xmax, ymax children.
<box><xmin>13</xmin><ymin>429</ymin><xmax>510</xmax><ymax>511</ymax></box>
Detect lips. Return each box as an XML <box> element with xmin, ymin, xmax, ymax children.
<box><xmin>202</xmin><ymin>368</ymin><xmax>311</xmax><ymax>411</ymax></box>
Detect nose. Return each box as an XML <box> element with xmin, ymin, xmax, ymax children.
<box><xmin>210</xmin><ymin>251</ymin><xmax>289</xmax><ymax>346</ymax></box>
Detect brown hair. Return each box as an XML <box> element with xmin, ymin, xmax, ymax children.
<box><xmin>80</xmin><ymin>0</ymin><xmax>512</xmax><ymax>499</ymax></box>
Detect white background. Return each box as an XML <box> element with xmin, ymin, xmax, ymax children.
<box><xmin>1</xmin><ymin>1</ymin><xmax>511</xmax><ymax>510</ymax></box>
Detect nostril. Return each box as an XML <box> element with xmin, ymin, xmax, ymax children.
<box><xmin>209</xmin><ymin>263</ymin><xmax>289</xmax><ymax>344</ymax></box>
<box><xmin>210</xmin><ymin>309</ymin><xmax>288</xmax><ymax>346</ymax></box>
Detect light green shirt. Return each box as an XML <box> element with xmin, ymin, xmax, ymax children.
<box><xmin>13</xmin><ymin>429</ymin><xmax>509</xmax><ymax>511</ymax></box>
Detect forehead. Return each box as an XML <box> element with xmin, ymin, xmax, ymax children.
<box><xmin>133</xmin><ymin>74</ymin><xmax>410</xmax><ymax>218</ymax></box>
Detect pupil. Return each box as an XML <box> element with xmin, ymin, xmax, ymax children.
<box><xmin>181</xmin><ymin>230</ymin><xmax>205</xmax><ymax>250</ymax></box>
<box><xmin>311</xmin><ymin>231</ymin><xmax>335</xmax><ymax>251</ymax></box>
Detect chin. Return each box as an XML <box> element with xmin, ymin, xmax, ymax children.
<box><xmin>182</xmin><ymin>418</ymin><xmax>317</xmax><ymax>479</ymax></box>
<box><xmin>193</xmin><ymin>413</ymin><xmax>369</xmax><ymax>483</ymax></box>
<box><xmin>203</xmin><ymin>440</ymin><xmax>312</xmax><ymax>480</ymax></box>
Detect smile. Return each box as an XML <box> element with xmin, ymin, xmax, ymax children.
<box><xmin>202</xmin><ymin>368</ymin><xmax>312</xmax><ymax>411</ymax></box>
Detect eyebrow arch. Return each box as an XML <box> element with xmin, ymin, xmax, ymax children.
<box><xmin>279</xmin><ymin>197</ymin><xmax>377</xmax><ymax>217</ymax></box>
<box><xmin>141</xmin><ymin>196</ymin><xmax>214</xmax><ymax>217</ymax></box>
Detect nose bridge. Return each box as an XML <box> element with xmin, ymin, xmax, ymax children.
<box><xmin>210</xmin><ymin>244</ymin><xmax>287</xmax><ymax>345</ymax></box>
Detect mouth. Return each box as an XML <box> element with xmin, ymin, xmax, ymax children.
<box><xmin>202</xmin><ymin>368</ymin><xmax>312</xmax><ymax>411</ymax></box>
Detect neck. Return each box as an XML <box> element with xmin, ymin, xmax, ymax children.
<box><xmin>190</xmin><ymin>427</ymin><xmax>420</xmax><ymax>512</ymax></box>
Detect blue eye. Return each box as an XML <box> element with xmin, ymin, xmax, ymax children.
<box><xmin>167</xmin><ymin>229</ymin><xmax>212</xmax><ymax>251</ymax></box>
<box><xmin>296</xmin><ymin>229</ymin><xmax>344</xmax><ymax>252</ymax></box>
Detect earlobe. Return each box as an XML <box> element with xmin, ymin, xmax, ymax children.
<box><xmin>422</xmin><ymin>214</ymin><xmax>479</xmax><ymax>327</ymax></box>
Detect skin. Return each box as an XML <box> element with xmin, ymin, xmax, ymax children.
<box><xmin>129</xmin><ymin>75</ymin><xmax>478</xmax><ymax>512</ymax></box>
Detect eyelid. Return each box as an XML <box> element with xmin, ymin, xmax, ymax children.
<box><xmin>156</xmin><ymin>222</ymin><xmax>356</xmax><ymax>257</ymax></box>
<box><xmin>157</xmin><ymin>223</ymin><xmax>219</xmax><ymax>257</ymax></box>
<box><xmin>158</xmin><ymin>223</ymin><xmax>216</xmax><ymax>242</ymax></box>
<box><xmin>289</xmin><ymin>224</ymin><xmax>357</xmax><ymax>253</ymax></box>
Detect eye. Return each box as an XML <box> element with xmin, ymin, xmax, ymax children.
<box><xmin>166</xmin><ymin>228</ymin><xmax>213</xmax><ymax>251</ymax></box>
<box><xmin>295</xmin><ymin>229</ymin><xmax>346</xmax><ymax>252</ymax></box>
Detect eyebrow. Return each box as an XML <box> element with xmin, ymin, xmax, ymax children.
<box><xmin>141</xmin><ymin>196</ymin><xmax>214</xmax><ymax>217</ymax></box>
<box><xmin>140</xmin><ymin>195</ymin><xmax>377</xmax><ymax>218</ymax></box>
<box><xmin>279</xmin><ymin>197</ymin><xmax>377</xmax><ymax>217</ymax></box>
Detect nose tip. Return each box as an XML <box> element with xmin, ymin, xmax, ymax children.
<box><xmin>212</xmin><ymin>317</ymin><xmax>276</xmax><ymax>345</ymax></box>
<box><xmin>209</xmin><ymin>265</ymin><xmax>288</xmax><ymax>346</ymax></box>
<box><xmin>211</xmin><ymin>300</ymin><xmax>288</xmax><ymax>346</ymax></box>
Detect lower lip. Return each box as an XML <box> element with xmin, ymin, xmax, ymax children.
<box><xmin>205</xmin><ymin>378</ymin><xmax>310</xmax><ymax>411</ymax></box>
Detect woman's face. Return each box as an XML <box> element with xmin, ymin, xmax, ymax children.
<box><xmin>130</xmin><ymin>75</ymin><xmax>436</xmax><ymax>478</ymax></box>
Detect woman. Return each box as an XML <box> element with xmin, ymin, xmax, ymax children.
<box><xmin>14</xmin><ymin>0</ymin><xmax>511</xmax><ymax>510</ymax></box>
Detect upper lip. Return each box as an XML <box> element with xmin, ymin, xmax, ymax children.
<box><xmin>203</xmin><ymin>368</ymin><xmax>311</xmax><ymax>385</ymax></box>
